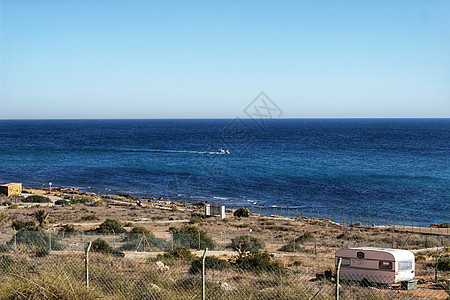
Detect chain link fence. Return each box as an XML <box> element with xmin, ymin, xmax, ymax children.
<box><xmin>0</xmin><ymin>230</ymin><xmax>448</xmax><ymax>299</ymax></box>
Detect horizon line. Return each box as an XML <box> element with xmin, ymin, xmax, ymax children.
<box><xmin>0</xmin><ymin>117</ymin><xmax>449</xmax><ymax>121</ymax></box>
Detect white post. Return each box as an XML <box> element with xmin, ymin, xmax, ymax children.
<box><xmin>204</xmin><ymin>204</ymin><xmax>211</xmax><ymax>217</ymax></box>
<box><xmin>220</xmin><ymin>205</ymin><xmax>226</xmax><ymax>219</ymax></box>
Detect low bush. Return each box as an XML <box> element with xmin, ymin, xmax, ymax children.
<box><xmin>70</xmin><ymin>198</ymin><xmax>91</xmax><ymax>205</ymax></box>
<box><xmin>8</xmin><ymin>230</ymin><xmax>63</xmax><ymax>251</ymax></box>
<box><xmin>119</xmin><ymin>227</ymin><xmax>166</xmax><ymax>251</ymax></box>
<box><xmin>279</xmin><ymin>231</ymin><xmax>315</xmax><ymax>252</ymax></box>
<box><xmin>437</xmin><ymin>256</ymin><xmax>450</xmax><ymax>271</ymax></box>
<box><xmin>55</xmin><ymin>200</ymin><xmax>69</xmax><ymax>206</ymax></box>
<box><xmin>12</xmin><ymin>220</ymin><xmax>38</xmax><ymax>231</ymax></box>
<box><xmin>189</xmin><ymin>216</ymin><xmax>203</xmax><ymax>224</ymax></box>
<box><xmin>92</xmin><ymin>200</ymin><xmax>104</xmax><ymax>207</ymax></box>
<box><xmin>22</xmin><ymin>195</ymin><xmax>51</xmax><ymax>203</ymax></box>
<box><xmin>95</xmin><ymin>219</ymin><xmax>126</xmax><ymax>233</ymax></box>
<box><xmin>170</xmin><ymin>226</ymin><xmax>215</xmax><ymax>250</ymax></box>
<box><xmin>231</xmin><ymin>235</ymin><xmax>265</xmax><ymax>252</ymax></box>
<box><xmin>58</xmin><ymin>224</ymin><xmax>77</xmax><ymax>234</ymax></box>
<box><xmin>234</xmin><ymin>207</ymin><xmax>250</xmax><ymax>218</ymax></box>
<box><xmin>155</xmin><ymin>247</ymin><xmax>195</xmax><ymax>264</ymax></box>
<box><xmin>189</xmin><ymin>256</ymin><xmax>230</xmax><ymax>274</ymax></box>
<box><xmin>81</xmin><ymin>214</ymin><xmax>99</xmax><ymax>221</ymax></box>
<box><xmin>235</xmin><ymin>251</ymin><xmax>281</xmax><ymax>271</ymax></box>
<box><xmin>89</xmin><ymin>238</ymin><xmax>124</xmax><ymax>257</ymax></box>
<box><xmin>278</xmin><ymin>243</ymin><xmax>308</xmax><ymax>253</ymax></box>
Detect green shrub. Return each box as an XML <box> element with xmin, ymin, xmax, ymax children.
<box><xmin>155</xmin><ymin>247</ymin><xmax>195</xmax><ymax>264</ymax></box>
<box><xmin>232</xmin><ymin>235</ymin><xmax>265</xmax><ymax>252</ymax></box>
<box><xmin>70</xmin><ymin>198</ymin><xmax>91</xmax><ymax>204</ymax></box>
<box><xmin>119</xmin><ymin>227</ymin><xmax>165</xmax><ymax>251</ymax></box>
<box><xmin>9</xmin><ymin>204</ymin><xmax>18</xmax><ymax>209</ymax></box>
<box><xmin>278</xmin><ymin>242</ymin><xmax>307</xmax><ymax>253</ymax></box>
<box><xmin>81</xmin><ymin>214</ymin><xmax>99</xmax><ymax>221</ymax></box>
<box><xmin>55</xmin><ymin>199</ymin><xmax>69</xmax><ymax>205</ymax></box>
<box><xmin>12</xmin><ymin>220</ymin><xmax>38</xmax><ymax>231</ymax></box>
<box><xmin>130</xmin><ymin>226</ymin><xmax>151</xmax><ymax>234</ymax></box>
<box><xmin>95</xmin><ymin>219</ymin><xmax>126</xmax><ymax>233</ymax></box>
<box><xmin>190</xmin><ymin>216</ymin><xmax>203</xmax><ymax>224</ymax></box>
<box><xmin>189</xmin><ymin>256</ymin><xmax>229</xmax><ymax>274</ymax></box>
<box><xmin>89</xmin><ymin>238</ymin><xmax>124</xmax><ymax>257</ymax></box>
<box><xmin>234</xmin><ymin>207</ymin><xmax>250</xmax><ymax>217</ymax></box>
<box><xmin>235</xmin><ymin>251</ymin><xmax>281</xmax><ymax>271</ymax></box>
<box><xmin>92</xmin><ymin>200</ymin><xmax>104</xmax><ymax>207</ymax></box>
<box><xmin>58</xmin><ymin>224</ymin><xmax>77</xmax><ymax>234</ymax></box>
<box><xmin>22</xmin><ymin>195</ymin><xmax>51</xmax><ymax>203</ymax></box>
<box><xmin>437</xmin><ymin>256</ymin><xmax>450</xmax><ymax>271</ymax></box>
<box><xmin>279</xmin><ymin>231</ymin><xmax>315</xmax><ymax>252</ymax></box>
<box><xmin>170</xmin><ymin>226</ymin><xmax>215</xmax><ymax>250</ymax></box>
<box><xmin>8</xmin><ymin>230</ymin><xmax>63</xmax><ymax>251</ymax></box>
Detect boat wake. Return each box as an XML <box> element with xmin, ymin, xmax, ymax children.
<box><xmin>123</xmin><ymin>148</ymin><xmax>229</xmax><ymax>155</ymax></box>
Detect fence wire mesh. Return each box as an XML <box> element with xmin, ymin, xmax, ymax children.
<box><xmin>0</xmin><ymin>230</ymin><xmax>448</xmax><ymax>299</ymax></box>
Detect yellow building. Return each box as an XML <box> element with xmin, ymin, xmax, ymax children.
<box><xmin>0</xmin><ymin>182</ymin><xmax>22</xmax><ymax>196</ymax></box>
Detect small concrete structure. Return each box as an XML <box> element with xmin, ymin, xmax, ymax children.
<box><xmin>220</xmin><ymin>205</ymin><xmax>226</xmax><ymax>219</ymax></box>
<box><xmin>0</xmin><ymin>182</ymin><xmax>22</xmax><ymax>196</ymax></box>
<box><xmin>204</xmin><ymin>204</ymin><xmax>211</xmax><ymax>217</ymax></box>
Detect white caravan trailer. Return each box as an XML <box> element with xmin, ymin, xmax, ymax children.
<box><xmin>335</xmin><ymin>247</ymin><xmax>415</xmax><ymax>284</ymax></box>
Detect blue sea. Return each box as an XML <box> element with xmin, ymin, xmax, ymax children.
<box><xmin>0</xmin><ymin>119</ymin><xmax>448</xmax><ymax>225</ymax></box>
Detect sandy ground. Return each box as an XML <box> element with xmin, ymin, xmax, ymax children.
<box><xmin>0</xmin><ymin>186</ymin><xmax>448</xmax><ymax>294</ymax></box>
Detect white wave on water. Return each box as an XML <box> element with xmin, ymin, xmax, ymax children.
<box><xmin>124</xmin><ymin>148</ymin><xmax>229</xmax><ymax>155</ymax></box>
<box><xmin>246</xmin><ymin>199</ymin><xmax>258</xmax><ymax>205</ymax></box>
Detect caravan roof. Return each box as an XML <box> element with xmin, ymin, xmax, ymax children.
<box><xmin>336</xmin><ymin>247</ymin><xmax>414</xmax><ymax>261</ymax></box>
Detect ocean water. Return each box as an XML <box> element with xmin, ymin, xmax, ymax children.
<box><xmin>0</xmin><ymin>119</ymin><xmax>448</xmax><ymax>225</ymax></box>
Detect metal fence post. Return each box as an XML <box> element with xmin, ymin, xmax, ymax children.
<box><xmin>85</xmin><ymin>241</ymin><xmax>92</xmax><ymax>289</ymax></box>
<box><xmin>112</xmin><ymin>230</ymin><xmax>116</xmax><ymax>250</ymax></box>
<box><xmin>336</xmin><ymin>257</ymin><xmax>342</xmax><ymax>300</ymax></box>
<box><xmin>202</xmin><ymin>248</ymin><xmax>208</xmax><ymax>300</ymax></box>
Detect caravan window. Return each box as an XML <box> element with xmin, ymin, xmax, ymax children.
<box><xmin>379</xmin><ymin>261</ymin><xmax>393</xmax><ymax>269</ymax></box>
<box><xmin>398</xmin><ymin>261</ymin><xmax>412</xmax><ymax>271</ymax></box>
<box><xmin>341</xmin><ymin>258</ymin><xmax>350</xmax><ymax>266</ymax></box>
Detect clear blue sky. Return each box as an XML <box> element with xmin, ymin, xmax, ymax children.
<box><xmin>1</xmin><ymin>0</ymin><xmax>449</xmax><ymax>119</ymax></box>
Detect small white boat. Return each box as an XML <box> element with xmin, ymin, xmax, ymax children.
<box><xmin>218</xmin><ymin>149</ymin><xmax>230</xmax><ymax>154</ymax></box>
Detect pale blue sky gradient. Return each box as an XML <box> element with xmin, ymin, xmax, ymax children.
<box><xmin>1</xmin><ymin>0</ymin><xmax>449</xmax><ymax>118</ymax></box>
